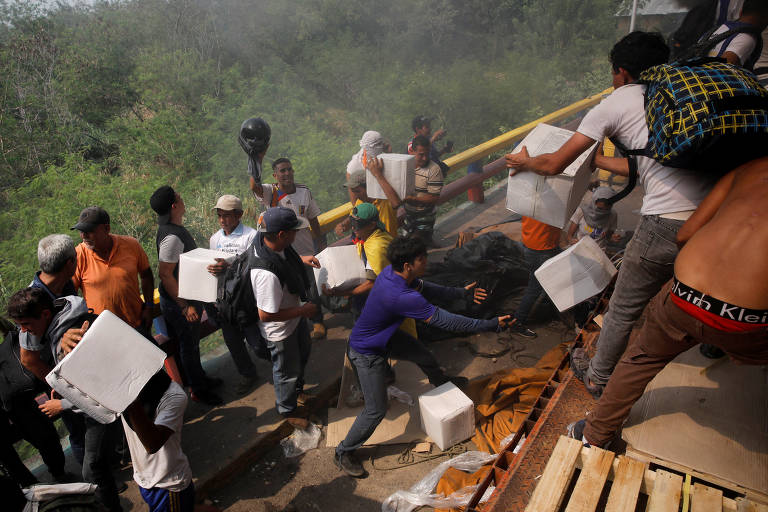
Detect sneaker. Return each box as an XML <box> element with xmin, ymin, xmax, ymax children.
<box><xmin>700</xmin><ymin>344</ymin><xmax>725</xmax><ymax>359</ymax></box>
<box><xmin>334</xmin><ymin>451</ymin><xmax>366</xmax><ymax>478</ymax></box>
<box><xmin>566</xmin><ymin>419</ymin><xmax>590</xmax><ymax>446</ymax></box>
<box><xmin>311</xmin><ymin>323</ymin><xmax>327</xmax><ymax>340</ymax></box>
<box><xmin>235</xmin><ymin>375</ymin><xmax>258</xmax><ymax>396</ymax></box>
<box><xmin>190</xmin><ymin>389</ymin><xmax>224</xmax><ymax>406</ymax></box>
<box><xmin>509</xmin><ymin>322</ymin><xmax>537</xmax><ymax>338</ymax></box>
<box><xmin>570</xmin><ymin>348</ymin><xmax>604</xmax><ymax>399</ymax></box>
<box><xmin>447</xmin><ymin>376</ymin><xmax>469</xmax><ymax>390</ymax></box>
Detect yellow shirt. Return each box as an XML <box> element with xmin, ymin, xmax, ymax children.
<box><xmin>354</xmin><ymin>198</ymin><xmax>398</xmax><ymax>238</ymax></box>
<box><xmin>357</xmin><ymin>229</ymin><xmax>418</xmax><ymax>338</ymax></box>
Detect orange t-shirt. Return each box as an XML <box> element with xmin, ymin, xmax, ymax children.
<box><xmin>73</xmin><ymin>234</ymin><xmax>151</xmax><ymax>327</ymax></box>
<box><xmin>521</xmin><ymin>216</ymin><xmax>561</xmax><ymax>251</ymax></box>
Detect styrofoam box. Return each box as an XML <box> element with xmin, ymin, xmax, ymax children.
<box><xmin>506</xmin><ymin>123</ymin><xmax>597</xmax><ymax>229</ymax></box>
<box><xmin>313</xmin><ymin>245</ymin><xmax>368</xmax><ymax>291</ymax></box>
<box><xmin>178</xmin><ymin>248</ymin><xmax>237</xmax><ymax>303</ymax></box>
<box><xmin>366</xmin><ymin>153</ymin><xmax>416</xmax><ymax>200</ymax></box>
<box><xmin>535</xmin><ymin>236</ymin><xmax>618</xmax><ymax>312</ymax></box>
<box><xmin>418</xmin><ymin>382</ymin><xmax>475</xmax><ymax>451</ymax></box>
<box><xmin>46</xmin><ymin>310</ymin><xmax>167</xmax><ymax>424</ymax></box>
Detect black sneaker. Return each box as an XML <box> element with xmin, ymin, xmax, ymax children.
<box><xmin>566</xmin><ymin>419</ymin><xmax>590</xmax><ymax>446</ymax></box>
<box><xmin>700</xmin><ymin>344</ymin><xmax>725</xmax><ymax>359</ymax></box>
<box><xmin>509</xmin><ymin>322</ymin><xmax>537</xmax><ymax>338</ymax></box>
<box><xmin>190</xmin><ymin>389</ymin><xmax>223</xmax><ymax>406</ymax></box>
<box><xmin>334</xmin><ymin>451</ymin><xmax>366</xmax><ymax>478</ymax></box>
<box><xmin>447</xmin><ymin>376</ymin><xmax>469</xmax><ymax>390</ymax></box>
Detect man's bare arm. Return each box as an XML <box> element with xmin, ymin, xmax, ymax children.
<box><xmin>124</xmin><ymin>400</ymin><xmax>174</xmax><ymax>454</ymax></box>
<box><xmin>20</xmin><ymin>348</ymin><xmax>52</xmax><ymax>381</ymax></box>
<box><xmin>249</xmin><ymin>176</ymin><xmax>264</xmax><ymax>198</ymax></box>
<box><xmin>258</xmin><ymin>303</ymin><xmax>317</xmax><ymax>322</ymax></box>
<box><xmin>505</xmin><ymin>133</ymin><xmax>596</xmax><ymax>176</ymax></box>
<box><xmin>157</xmin><ymin>262</ymin><xmax>180</xmax><ymax>300</ymax></box>
<box><xmin>677</xmin><ymin>170</ymin><xmax>736</xmax><ymax>247</ymax></box>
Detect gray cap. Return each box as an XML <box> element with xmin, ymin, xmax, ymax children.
<box><xmin>344</xmin><ymin>170</ymin><xmax>366</xmax><ymax>189</ymax></box>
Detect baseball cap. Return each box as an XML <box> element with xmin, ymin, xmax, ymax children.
<box><xmin>71</xmin><ymin>206</ymin><xmax>110</xmax><ymax>232</ymax></box>
<box><xmin>344</xmin><ymin>170</ymin><xmax>366</xmax><ymax>189</ymax></box>
<box><xmin>258</xmin><ymin>207</ymin><xmax>309</xmax><ymax>233</ymax></box>
<box><xmin>213</xmin><ymin>195</ymin><xmax>243</xmax><ymax>211</ymax></box>
<box><xmin>349</xmin><ymin>202</ymin><xmax>381</xmax><ymax>229</ymax></box>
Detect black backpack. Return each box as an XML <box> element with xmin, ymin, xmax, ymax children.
<box><xmin>215</xmin><ymin>243</ymin><xmax>261</xmax><ymax>329</ymax></box>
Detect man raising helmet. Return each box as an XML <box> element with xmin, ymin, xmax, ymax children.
<box><xmin>239</xmin><ymin>117</ymin><xmax>271</xmax><ymax>197</ymax></box>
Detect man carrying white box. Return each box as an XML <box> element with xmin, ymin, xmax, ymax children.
<box><xmin>206</xmin><ymin>195</ymin><xmax>261</xmax><ymax>396</ymax></box>
<box><xmin>505</xmin><ymin>32</ymin><xmax>713</xmax><ymax>398</ymax></box>
<box><xmin>151</xmin><ymin>186</ymin><xmax>223</xmax><ymax>406</ymax></box>
<box><xmin>333</xmin><ymin>237</ymin><xmax>512</xmax><ymax>478</ymax></box>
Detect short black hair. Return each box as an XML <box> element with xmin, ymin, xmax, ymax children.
<box><xmin>271</xmin><ymin>157</ymin><xmax>291</xmax><ymax>170</ymax></box>
<box><xmin>610</xmin><ymin>31</ymin><xmax>669</xmax><ymax>79</ymax></box>
<box><xmin>411</xmin><ymin>115</ymin><xmax>430</xmax><ymax>132</ymax></box>
<box><xmin>412</xmin><ymin>135</ymin><xmax>431</xmax><ymax>151</ymax></box>
<box><xmin>386</xmin><ymin>236</ymin><xmax>427</xmax><ymax>272</ymax></box>
<box><xmin>6</xmin><ymin>288</ymin><xmax>54</xmax><ymax>320</ymax></box>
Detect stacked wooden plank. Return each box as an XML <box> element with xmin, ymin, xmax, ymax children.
<box><xmin>524</xmin><ymin>436</ymin><xmax>768</xmax><ymax>512</ymax></box>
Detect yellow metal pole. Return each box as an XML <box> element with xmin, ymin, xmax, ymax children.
<box><xmin>317</xmin><ymin>87</ymin><xmax>614</xmax><ymax>233</ymax></box>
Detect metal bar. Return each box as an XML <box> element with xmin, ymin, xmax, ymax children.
<box><xmin>629</xmin><ymin>0</ymin><xmax>639</xmax><ymax>32</ymax></box>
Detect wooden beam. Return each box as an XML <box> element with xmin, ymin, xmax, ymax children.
<box><xmin>692</xmin><ymin>483</ymin><xmax>724</xmax><ymax>512</ymax></box>
<box><xmin>525</xmin><ymin>436</ymin><xmax>583</xmax><ymax>512</ymax></box>
<box><xmin>605</xmin><ymin>456</ymin><xmax>646</xmax><ymax>512</ymax></box>
<box><xmin>646</xmin><ymin>469</ymin><xmax>683</xmax><ymax>512</ymax></box>
<box><xmin>566</xmin><ymin>446</ymin><xmax>615</xmax><ymax>512</ymax></box>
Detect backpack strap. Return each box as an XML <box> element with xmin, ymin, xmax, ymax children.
<box><xmin>604</xmin><ymin>138</ymin><xmax>639</xmax><ymax>206</ymax></box>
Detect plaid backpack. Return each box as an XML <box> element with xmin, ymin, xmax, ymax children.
<box><xmin>617</xmin><ymin>60</ymin><xmax>768</xmax><ymax>176</ymax></box>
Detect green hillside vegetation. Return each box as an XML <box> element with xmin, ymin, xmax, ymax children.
<box><xmin>0</xmin><ymin>0</ymin><xmax>620</xmax><ymax>306</ymax></box>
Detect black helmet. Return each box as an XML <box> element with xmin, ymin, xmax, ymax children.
<box><xmin>238</xmin><ymin>117</ymin><xmax>271</xmax><ymax>156</ymax></box>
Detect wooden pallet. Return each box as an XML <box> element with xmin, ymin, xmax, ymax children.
<box><xmin>524</xmin><ymin>436</ymin><xmax>768</xmax><ymax>512</ymax></box>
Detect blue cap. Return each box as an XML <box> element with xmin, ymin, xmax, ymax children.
<box><xmin>258</xmin><ymin>206</ymin><xmax>310</xmax><ymax>233</ymax></box>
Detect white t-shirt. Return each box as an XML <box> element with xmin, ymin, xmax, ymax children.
<box><xmin>258</xmin><ymin>184</ymin><xmax>320</xmax><ymax>256</ymax></box>
<box><xmin>708</xmin><ymin>24</ymin><xmax>757</xmax><ymax>65</ymax></box>
<box><xmin>569</xmin><ymin>208</ymin><xmax>617</xmax><ymax>248</ymax></box>
<box><xmin>577</xmin><ymin>84</ymin><xmax>713</xmax><ymax>215</ymax></box>
<box><xmin>209</xmin><ymin>223</ymin><xmax>257</xmax><ymax>256</ymax></box>
<box><xmin>250</xmin><ymin>250</ymin><xmax>302</xmax><ymax>341</ymax></box>
<box><xmin>121</xmin><ymin>382</ymin><xmax>192</xmax><ymax>491</ymax></box>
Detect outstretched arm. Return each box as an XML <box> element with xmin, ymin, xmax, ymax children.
<box><xmin>505</xmin><ymin>133</ymin><xmax>596</xmax><ymax>176</ymax></box>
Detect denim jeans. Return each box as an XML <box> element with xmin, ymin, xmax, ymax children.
<box><xmin>82</xmin><ymin>416</ymin><xmax>122</xmax><ymax>511</ymax></box>
<box><xmin>160</xmin><ymin>296</ymin><xmax>207</xmax><ymax>393</ymax></box>
<box><xmin>586</xmin><ymin>215</ymin><xmax>684</xmax><ymax>386</ymax></box>
<box><xmin>265</xmin><ymin>318</ymin><xmax>311</xmax><ymax>414</ymax></box>
<box><xmin>336</xmin><ymin>347</ymin><xmax>390</xmax><ymax>455</ymax></box>
<box><xmin>514</xmin><ymin>246</ymin><xmax>562</xmax><ymax>325</ymax></box>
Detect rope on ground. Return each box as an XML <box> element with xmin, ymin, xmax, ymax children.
<box><xmin>370</xmin><ymin>442</ymin><xmax>467</xmax><ymax>471</ymax></box>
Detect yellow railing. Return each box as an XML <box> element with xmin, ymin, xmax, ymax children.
<box><xmin>316</xmin><ymin>87</ymin><xmax>613</xmax><ymax>233</ymax></box>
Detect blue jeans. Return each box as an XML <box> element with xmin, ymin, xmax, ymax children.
<box><xmin>586</xmin><ymin>215</ymin><xmax>684</xmax><ymax>386</ymax></box>
<box><xmin>336</xmin><ymin>347</ymin><xmax>390</xmax><ymax>455</ymax></box>
<box><xmin>160</xmin><ymin>296</ymin><xmax>207</xmax><ymax>393</ymax></box>
<box><xmin>266</xmin><ymin>318</ymin><xmax>311</xmax><ymax>414</ymax></box>
<box><xmin>514</xmin><ymin>246</ymin><xmax>562</xmax><ymax>325</ymax></box>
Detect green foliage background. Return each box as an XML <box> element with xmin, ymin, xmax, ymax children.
<box><xmin>0</xmin><ymin>0</ymin><xmax>627</xmax><ymax>307</ymax></box>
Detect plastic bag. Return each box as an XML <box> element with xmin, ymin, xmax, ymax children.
<box><xmin>280</xmin><ymin>423</ymin><xmax>321</xmax><ymax>458</ymax></box>
<box><xmin>387</xmin><ymin>385</ymin><xmax>414</xmax><ymax>406</ymax></box>
<box><xmin>381</xmin><ymin>451</ymin><xmax>496</xmax><ymax>512</ymax></box>
<box><xmin>499</xmin><ymin>432</ymin><xmax>526</xmax><ymax>454</ymax></box>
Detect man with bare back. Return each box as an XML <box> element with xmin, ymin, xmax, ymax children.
<box><xmin>568</xmin><ymin>157</ymin><xmax>768</xmax><ymax>447</ymax></box>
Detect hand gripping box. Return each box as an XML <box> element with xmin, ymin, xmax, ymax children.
<box><xmin>366</xmin><ymin>153</ymin><xmax>416</xmax><ymax>200</ymax></box>
<box><xmin>506</xmin><ymin>123</ymin><xmax>597</xmax><ymax>229</ymax></box>
<box><xmin>313</xmin><ymin>245</ymin><xmax>368</xmax><ymax>291</ymax></box>
<box><xmin>178</xmin><ymin>248</ymin><xmax>237</xmax><ymax>303</ymax></box>
<box><xmin>418</xmin><ymin>382</ymin><xmax>475</xmax><ymax>450</ymax></box>
<box><xmin>46</xmin><ymin>310</ymin><xmax>167</xmax><ymax>424</ymax></box>
<box><xmin>535</xmin><ymin>236</ymin><xmax>618</xmax><ymax>312</ymax></box>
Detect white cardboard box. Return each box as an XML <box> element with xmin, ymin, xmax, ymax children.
<box><xmin>46</xmin><ymin>310</ymin><xmax>167</xmax><ymax>424</ymax></box>
<box><xmin>178</xmin><ymin>248</ymin><xmax>237</xmax><ymax>303</ymax></box>
<box><xmin>418</xmin><ymin>382</ymin><xmax>475</xmax><ymax>450</ymax></box>
<box><xmin>313</xmin><ymin>245</ymin><xmax>368</xmax><ymax>291</ymax></box>
<box><xmin>366</xmin><ymin>153</ymin><xmax>416</xmax><ymax>200</ymax></box>
<box><xmin>535</xmin><ymin>236</ymin><xmax>617</xmax><ymax>312</ymax></box>
<box><xmin>506</xmin><ymin>123</ymin><xmax>597</xmax><ymax>229</ymax></box>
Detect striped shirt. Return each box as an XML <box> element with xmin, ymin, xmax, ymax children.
<box><xmin>404</xmin><ymin>160</ymin><xmax>443</xmax><ymax>214</ymax></box>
